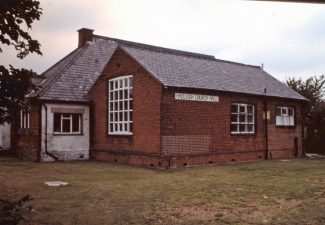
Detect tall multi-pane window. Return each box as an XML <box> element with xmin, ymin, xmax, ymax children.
<box><xmin>230</xmin><ymin>103</ymin><xmax>255</xmax><ymax>134</ymax></box>
<box><xmin>108</xmin><ymin>75</ymin><xmax>133</xmax><ymax>135</ymax></box>
<box><xmin>20</xmin><ymin>110</ymin><xmax>30</xmax><ymax>129</ymax></box>
<box><xmin>276</xmin><ymin>106</ymin><xmax>294</xmax><ymax>126</ymax></box>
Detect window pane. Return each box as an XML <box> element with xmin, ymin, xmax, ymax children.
<box><xmin>124</xmin><ymin>112</ymin><xmax>128</xmax><ymax>121</ymax></box>
<box><xmin>239</xmin><ymin>114</ymin><xmax>246</xmax><ymax>123</ymax></box>
<box><xmin>239</xmin><ymin>124</ymin><xmax>246</xmax><ymax>132</ymax></box>
<box><xmin>62</xmin><ymin>113</ymin><xmax>70</xmax><ymax>118</ymax></box>
<box><xmin>62</xmin><ymin>119</ymin><xmax>70</xmax><ymax>132</ymax></box>
<box><xmin>130</xmin><ymin>123</ymin><xmax>133</xmax><ymax>132</ymax></box>
<box><xmin>247</xmin><ymin>105</ymin><xmax>253</xmax><ymax>113</ymax></box>
<box><xmin>230</xmin><ymin>114</ymin><xmax>238</xmax><ymax>122</ymax></box>
<box><xmin>231</xmin><ymin>104</ymin><xmax>238</xmax><ymax>113</ymax></box>
<box><xmin>231</xmin><ymin>124</ymin><xmax>238</xmax><ymax>133</ymax></box>
<box><xmin>54</xmin><ymin>114</ymin><xmax>61</xmax><ymax>132</ymax></box>
<box><xmin>109</xmin><ymin>81</ymin><xmax>113</xmax><ymax>90</ymax></box>
<box><xmin>247</xmin><ymin>114</ymin><xmax>253</xmax><ymax>123</ymax></box>
<box><xmin>276</xmin><ymin>116</ymin><xmax>283</xmax><ymax>126</ymax></box>
<box><xmin>119</xmin><ymin>79</ymin><xmax>123</xmax><ymax>88</ymax></box>
<box><xmin>130</xmin><ymin>100</ymin><xmax>133</xmax><ymax>110</ymax></box>
<box><xmin>283</xmin><ymin>117</ymin><xmax>289</xmax><ymax>126</ymax></box>
<box><xmin>289</xmin><ymin>116</ymin><xmax>294</xmax><ymax>126</ymax></box>
<box><xmin>281</xmin><ymin>108</ymin><xmax>287</xmax><ymax>115</ymax></box>
<box><xmin>247</xmin><ymin>124</ymin><xmax>253</xmax><ymax>132</ymax></box>
<box><xmin>110</xmin><ymin>123</ymin><xmax>113</xmax><ymax>132</ymax></box>
<box><xmin>119</xmin><ymin>101</ymin><xmax>123</xmax><ymax>110</ymax></box>
<box><xmin>72</xmin><ymin>114</ymin><xmax>80</xmax><ymax>132</ymax></box>
<box><xmin>129</xmin><ymin>78</ymin><xmax>133</xmax><ymax>87</ymax></box>
<box><xmin>240</xmin><ymin>105</ymin><xmax>246</xmax><ymax>113</ymax></box>
<box><xmin>130</xmin><ymin>111</ymin><xmax>133</xmax><ymax>122</ymax></box>
<box><xmin>129</xmin><ymin>89</ymin><xmax>133</xmax><ymax>99</ymax></box>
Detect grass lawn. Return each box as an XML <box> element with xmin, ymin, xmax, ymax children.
<box><xmin>0</xmin><ymin>158</ymin><xmax>324</xmax><ymax>225</ymax></box>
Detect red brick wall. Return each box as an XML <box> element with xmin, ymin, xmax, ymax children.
<box><xmin>12</xmin><ymin>103</ymin><xmax>40</xmax><ymax>161</ymax></box>
<box><xmin>267</xmin><ymin>99</ymin><xmax>303</xmax><ymax>158</ymax></box>
<box><xmin>90</xmin><ymin>48</ymin><xmax>162</xmax><ymax>156</ymax></box>
<box><xmin>161</xmin><ymin>88</ymin><xmax>304</xmax><ymax>162</ymax></box>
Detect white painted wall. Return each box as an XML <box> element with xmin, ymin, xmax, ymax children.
<box><xmin>0</xmin><ymin>123</ymin><xmax>11</xmax><ymax>150</ymax></box>
<box><xmin>40</xmin><ymin>103</ymin><xmax>90</xmax><ymax>161</ymax></box>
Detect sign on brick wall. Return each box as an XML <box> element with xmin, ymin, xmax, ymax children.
<box><xmin>175</xmin><ymin>93</ymin><xmax>219</xmax><ymax>102</ymax></box>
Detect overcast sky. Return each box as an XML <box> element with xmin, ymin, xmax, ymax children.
<box><xmin>1</xmin><ymin>0</ymin><xmax>325</xmax><ymax>82</ymax></box>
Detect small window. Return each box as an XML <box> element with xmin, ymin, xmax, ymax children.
<box><xmin>230</xmin><ymin>103</ymin><xmax>255</xmax><ymax>134</ymax></box>
<box><xmin>20</xmin><ymin>110</ymin><xmax>30</xmax><ymax>129</ymax></box>
<box><xmin>108</xmin><ymin>75</ymin><xmax>133</xmax><ymax>135</ymax></box>
<box><xmin>53</xmin><ymin>113</ymin><xmax>82</xmax><ymax>134</ymax></box>
<box><xmin>276</xmin><ymin>106</ymin><xmax>294</xmax><ymax>126</ymax></box>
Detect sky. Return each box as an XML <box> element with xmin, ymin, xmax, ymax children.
<box><xmin>1</xmin><ymin>0</ymin><xmax>325</xmax><ymax>82</ymax></box>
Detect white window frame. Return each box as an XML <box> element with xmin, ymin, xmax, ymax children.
<box><xmin>108</xmin><ymin>75</ymin><xmax>133</xmax><ymax>135</ymax></box>
<box><xmin>276</xmin><ymin>106</ymin><xmax>295</xmax><ymax>126</ymax></box>
<box><xmin>53</xmin><ymin>113</ymin><xmax>82</xmax><ymax>134</ymax></box>
<box><xmin>230</xmin><ymin>103</ymin><xmax>255</xmax><ymax>134</ymax></box>
<box><xmin>20</xmin><ymin>110</ymin><xmax>30</xmax><ymax>129</ymax></box>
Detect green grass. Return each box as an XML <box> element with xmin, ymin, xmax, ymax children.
<box><xmin>0</xmin><ymin>158</ymin><xmax>324</xmax><ymax>225</ymax></box>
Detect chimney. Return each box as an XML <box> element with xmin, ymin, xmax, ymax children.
<box><xmin>78</xmin><ymin>28</ymin><xmax>94</xmax><ymax>48</ymax></box>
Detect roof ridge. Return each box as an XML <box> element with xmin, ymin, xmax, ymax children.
<box><xmin>37</xmin><ymin>46</ymin><xmax>88</xmax><ymax>98</ymax></box>
<box><xmin>94</xmin><ymin>34</ymin><xmax>260</xmax><ymax>68</ymax></box>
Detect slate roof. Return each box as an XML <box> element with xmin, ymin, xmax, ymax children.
<box><xmin>34</xmin><ymin>33</ymin><xmax>307</xmax><ymax>102</ymax></box>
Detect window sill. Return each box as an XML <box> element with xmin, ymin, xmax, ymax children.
<box><xmin>108</xmin><ymin>133</ymin><xmax>133</xmax><ymax>136</ymax></box>
<box><xmin>53</xmin><ymin>133</ymin><xmax>84</xmax><ymax>136</ymax></box>
<box><xmin>275</xmin><ymin>125</ymin><xmax>295</xmax><ymax>128</ymax></box>
<box><xmin>231</xmin><ymin>132</ymin><xmax>256</xmax><ymax>136</ymax></box>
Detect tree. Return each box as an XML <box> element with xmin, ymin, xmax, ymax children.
<box><xmin>286</xmin><ymin>75</ymin><xmax>325</xmax><ymax>106</ymax></box>
<box><xmin>286</xmin><ymin>75</ymin><xmax>325</xmax><ymax>154</ymax></box>
<box><xmin>0</xmin><ymin>0</ymin><xmax>42</xmax><ymax>125</ymax></box>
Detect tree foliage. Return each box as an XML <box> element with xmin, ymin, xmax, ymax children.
<box><xmin>286</xmin><ymin>75</ymin><xmax>325</xmax><ymax>106</ymax></box>
<box><xmin>0</xmin><ymin>0</ymin><xmax>42</xmax><ymax>125</ymax></box>
<box><xmin>286</xmin><ymin>75</ymin><xmax>325</xmax><ymax>154</ymax></box>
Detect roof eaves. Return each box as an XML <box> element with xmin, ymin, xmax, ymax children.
<box><xmin>165</xmin><ymin>84</ymin><xmax>309</xmax><ymax>102</ymax></box>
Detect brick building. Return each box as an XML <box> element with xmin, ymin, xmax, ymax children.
<box><xmin>9</xmin><ymin>28</ymin><xmax>308</xmax><ymax>168</ymax></box>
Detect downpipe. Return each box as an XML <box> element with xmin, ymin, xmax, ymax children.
<box><xmin>42</xmin><ymin>103</ymin><xmax>59</xmax><ymax>161</ymax></box>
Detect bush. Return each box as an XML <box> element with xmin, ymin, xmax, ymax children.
<box><xmin>0</xmin><ymin>195</ymin><xmax>33</xmax><ymax>225</ymax></box>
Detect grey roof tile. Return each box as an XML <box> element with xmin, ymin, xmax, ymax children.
<box><xmin>36</xmin><ymin>34</ymin><xmax>307</xmax><ymax>102</ymax></box>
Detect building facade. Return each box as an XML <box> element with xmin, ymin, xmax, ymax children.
<box><xmin>9</xmin><ymin>28</ymin><xmax>307</xmax><ymax>168</ymax></box>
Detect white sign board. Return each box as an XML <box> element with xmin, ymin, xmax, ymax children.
<box><xmin>175</xmin><ymin>93</ymin><xmax>219</xmax><ymax>102</ymax></box>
